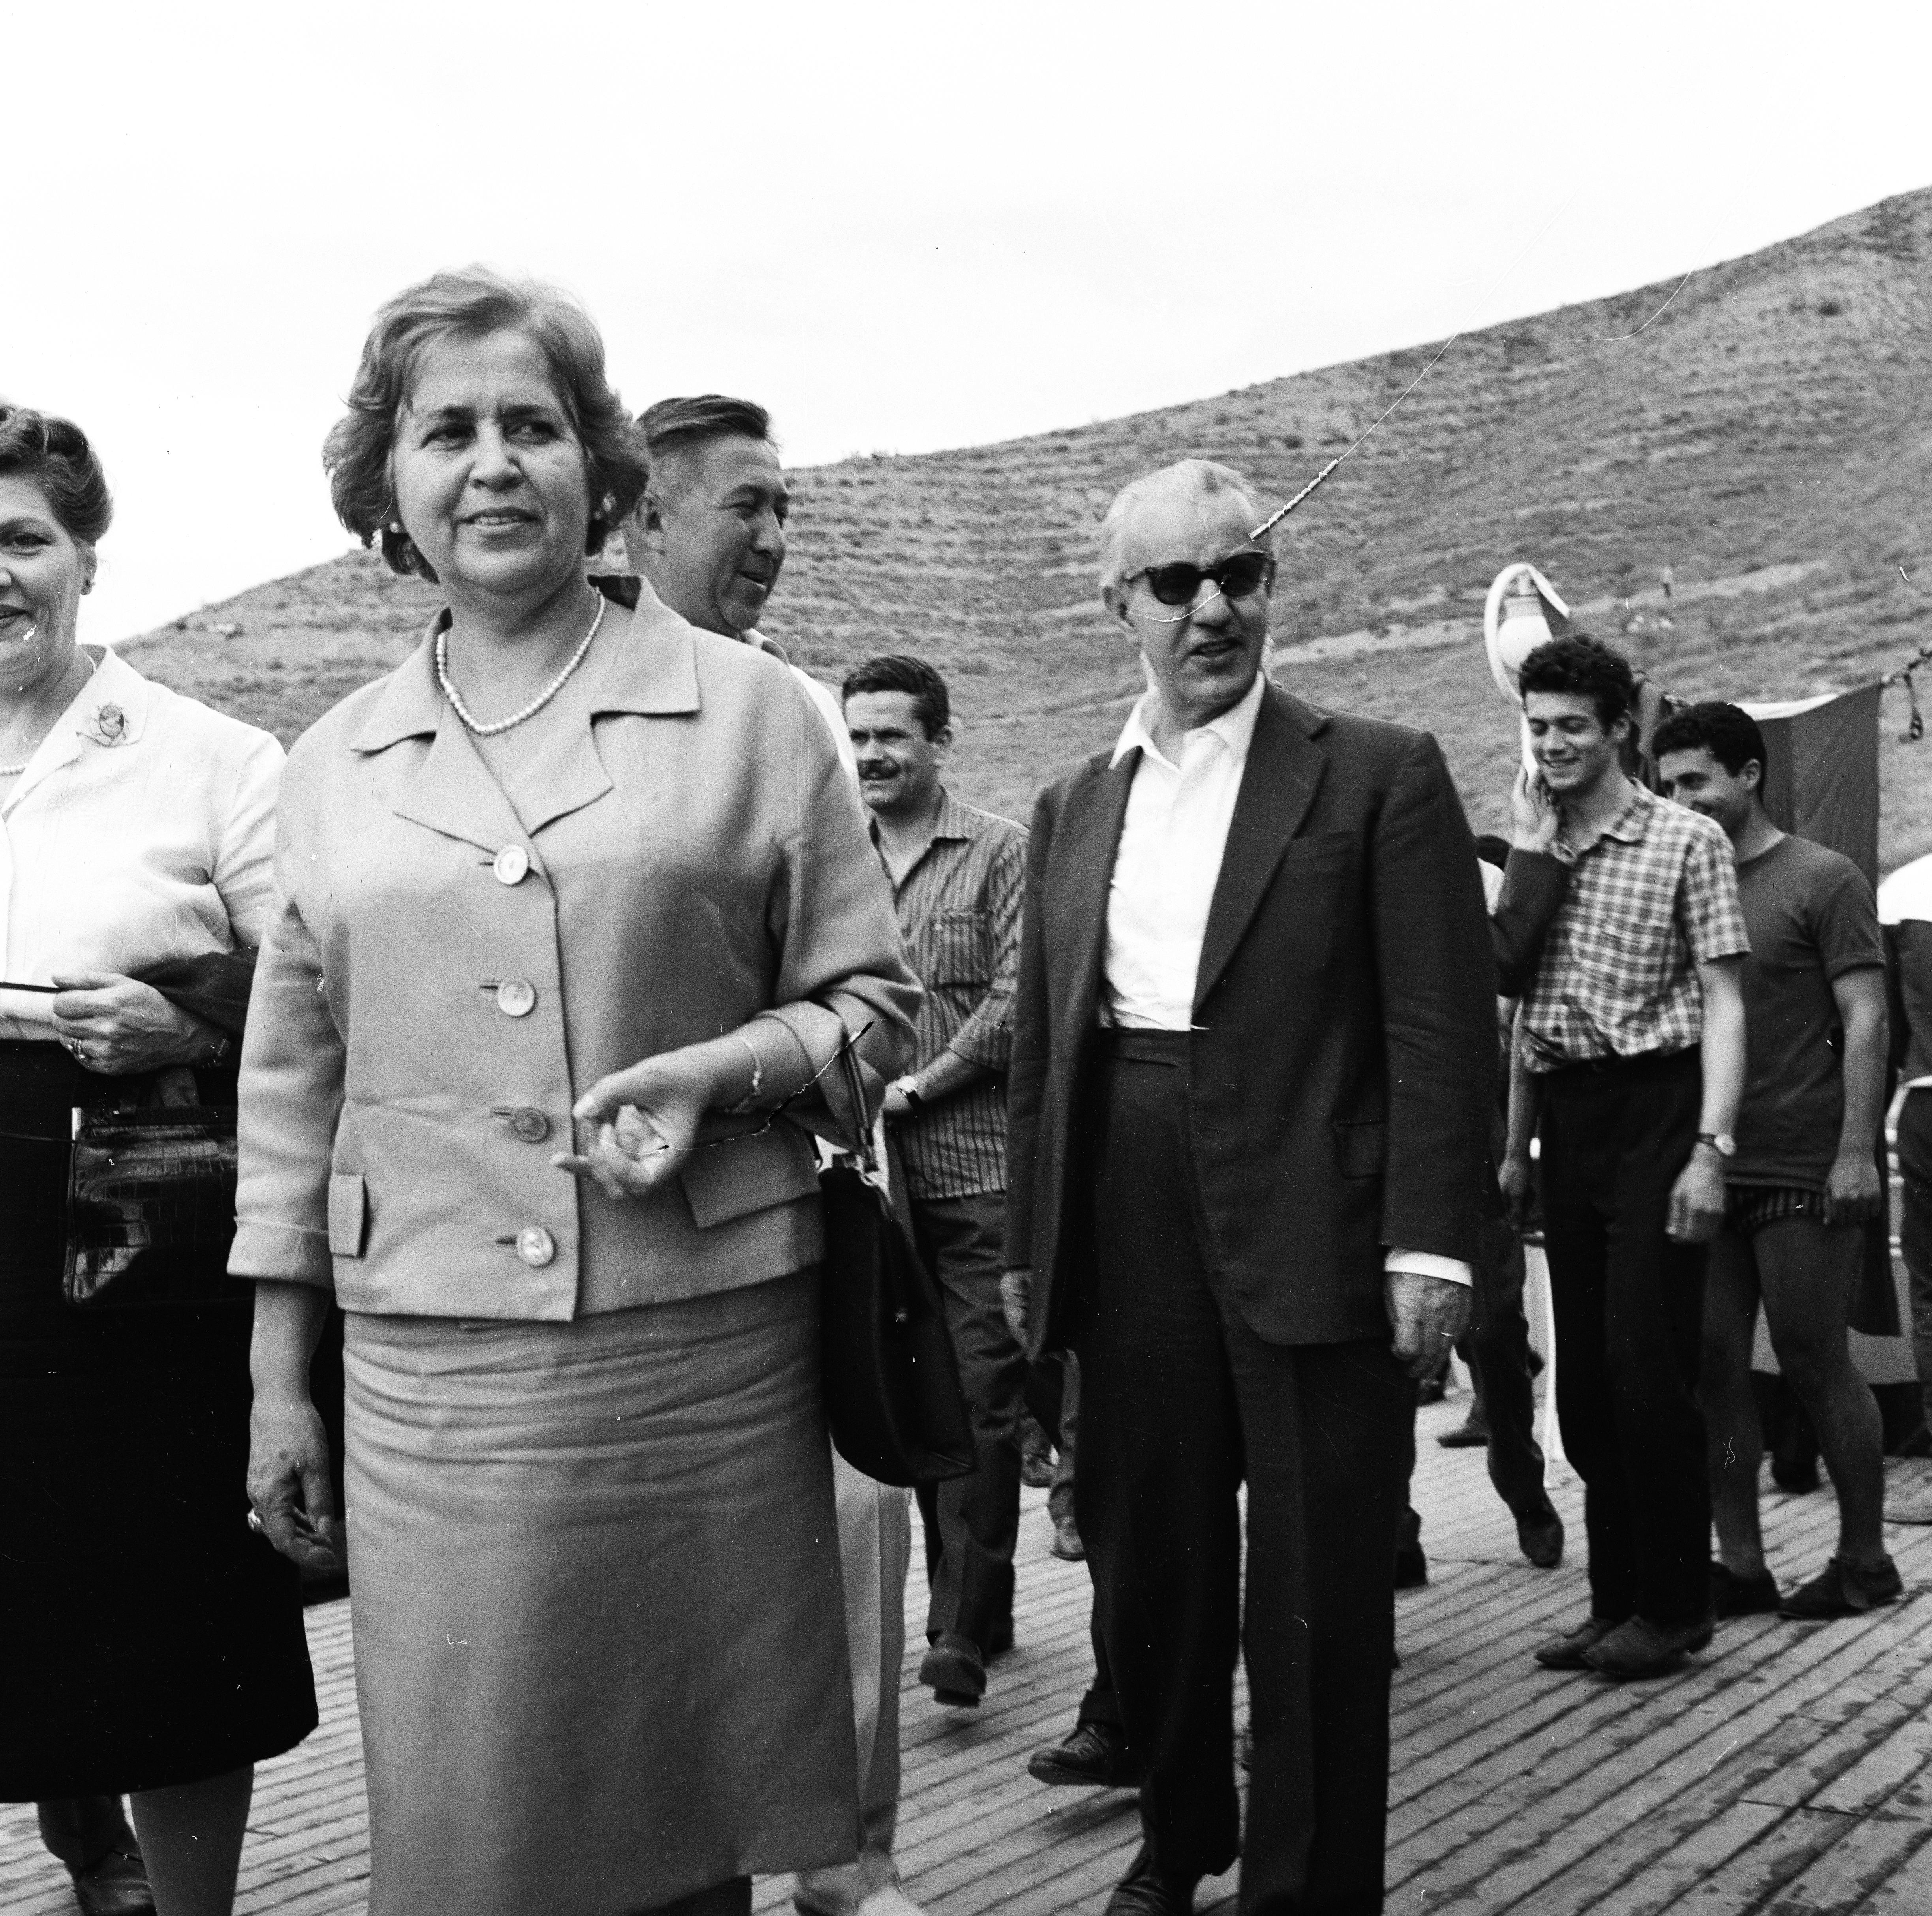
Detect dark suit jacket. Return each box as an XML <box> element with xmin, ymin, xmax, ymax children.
<box><xmin>1004</xmin><ymin>683</ymin><xmax>1496</xmax><ymax>1356</ymax></box>
<box><xmin>1492</xmin><ymin>850</ymin><xmax>1570</xmax><ymax>998</ymax></box>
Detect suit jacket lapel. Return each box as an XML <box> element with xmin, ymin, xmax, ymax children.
<box><xmin>1051</xmin><ymin>753</ymin><xmax>1137</xmax><ymax>1029</ymax></box>
<box><xmin>1192</xmin><ymin>687</ymin><xmax>1328</xmax><ymax>1014</ymax></box>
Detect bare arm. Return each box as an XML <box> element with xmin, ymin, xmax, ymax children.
<box><xmin>1694</xmin><ymin>956</ymin><xmax>1748</xmax><ymax>1142</ymax></box>
<box><xmin>1668</xmin><ymin>956</ymin><xmax>1746</xmax><ymax>1243</ymax></box>
<box><xmin>1500</xmin><ymin>1008</ymin><xmax>1544</xmax><ymax>1231</ymax></box>
<box><xmin>247</xmin><ymin>1281</ymin><xmax>339</xmax><ymax>1571</ymax></box>
<box><xmin>1826</xmin><ymin>965</ymin><xmax>1889</xmax><ymax>1225</ymax></box>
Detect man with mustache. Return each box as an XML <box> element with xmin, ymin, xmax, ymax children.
<box><xmin>841</xmin><ymin>654</ymin><xmax>1030</xmax><ymax>1715</ymax></box>
<box><xmin>1003</xmin><ymin>458</ymin><xmax>1495</xmax><ymax>1914</ymax></box>
<box><xmin>626</xmin><ymin>397</ymin><xmax>919</xmax><ymax>1916</ymax></box>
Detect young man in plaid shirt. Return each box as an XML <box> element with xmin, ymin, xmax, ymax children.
<box><xmin>1500</xmin><ymin>635</ymin><xmax>1749</xmax><ymax>1681</ymax></box>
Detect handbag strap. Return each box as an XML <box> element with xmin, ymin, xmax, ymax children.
<box><xmin>836</xmin><ymin>1028</ymin><xmax>883</xmax><ymax>1183</ymax></box>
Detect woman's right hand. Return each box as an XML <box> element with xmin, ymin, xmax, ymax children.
<box><xmin>247</xmin><ymin>1394</ymin><xmax>340</xmax><ymax>1572</ymax></box>
<box><xmin>556</xmin><ymin>1046</ymin><xmax>717</xmax><ymax>1200</ymax></box>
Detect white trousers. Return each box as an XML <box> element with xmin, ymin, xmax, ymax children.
<box><xmin>797</xmin><ymin>1450</ymin><xmax>913</xmax><ymax>1902</ymax></box>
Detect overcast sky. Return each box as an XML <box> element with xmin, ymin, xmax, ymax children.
<box><xmin>10</xmin><ymin>2</ymin><xmax>1930</xmax><ymax>644</ymax></box>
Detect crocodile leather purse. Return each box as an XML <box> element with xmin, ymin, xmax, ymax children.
<box><xmin>63</xmin><ymin>1105</ymin><xmax>241</xmax><ymax>1308</ymax></box>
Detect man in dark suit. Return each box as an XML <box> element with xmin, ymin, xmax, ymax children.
<box><xmin>1001</xmin><ymin>460</ymin><xmax>1494</xmax><ymax>1916</ymax></box>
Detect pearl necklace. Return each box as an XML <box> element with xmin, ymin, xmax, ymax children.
<box><xmin>435</xmin><ymin>594</ymin><xmax>607</xmax><ymax>737</ymax></box>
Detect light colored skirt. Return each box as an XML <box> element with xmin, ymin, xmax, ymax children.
<box><xmin>344</xmin><ymin>1268</ymin><xmax>860</xmax><ymax>1916</ymax></box>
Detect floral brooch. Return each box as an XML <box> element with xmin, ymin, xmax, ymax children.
<box><xmin>79</xmin><ymin>703</ymin><xmax>128</xmax><ymax>747</ymax></box>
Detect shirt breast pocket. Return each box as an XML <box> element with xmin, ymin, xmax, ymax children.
<box><xmin>925</xmin><ymin>907</ymin><xmax>989</xmax><ymax>989</ymax></box>
<box><xmin>1595</xmin><ymin>915</ymin><xmax>1670</xmax><ymax>989</ymax></box>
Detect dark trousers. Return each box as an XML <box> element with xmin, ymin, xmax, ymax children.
<box><xmin>1033</xmin><ymin>1350</ymin><xmax>1122</xmax><ymax>1728</ymax></box>
<box><xmin>37</xmin><ymin>1796</ymin><xmax>132</xmax><ymax>1873</ymax></box>
<box><xmin>1900</xmin><ymin>1093</ymin><xmax>1932</xmax><ymax>1435</ymax></box>
<box><xmin>911</xmin><ymin>1190</ymin><xmax>1028</xmax><ymax>1651</ymax></box>
<box><xmin>1539</xmin><ymin>1048</ymin><xmax>1710</xmax><ymax>1627</ymax></box>
<box><xmin>1046</xmin><ymin>1348</ymin><xmax>1079</xmax><ymax>1525</ymax></box>
<box><xmin>1074</xmin><ymin>1035</ymin><xmax>1411</xmax><ymax>1913</ymax></box>
<box><xmin>1467</xmin><ymin>1212</ymin><xmax>1552</xmax><ymax>1518</ymax></box>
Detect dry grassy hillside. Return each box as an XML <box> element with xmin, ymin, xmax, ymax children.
<box><xmin>126</xmin><ymin>188</ymin><xmax>1932</xmax><ymax>867</ymax></box>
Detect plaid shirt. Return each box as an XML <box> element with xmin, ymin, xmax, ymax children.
<box><xmin>874</xmin><ymin>790</ymin><xmax>1027</xmax><ymax>1198</ymax></box>
<box><xmin>1518</xmin><ymin>780</ymin><xmax>1749</xmax><ymax>1073</ymax></box>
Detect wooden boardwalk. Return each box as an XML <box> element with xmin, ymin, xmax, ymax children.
<box><xmin>9</xmin><ymin>1392</ymin><xmax>1932</xmax><ymax>1914</ymax></box>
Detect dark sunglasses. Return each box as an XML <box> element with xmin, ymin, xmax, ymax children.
<box><xmin>1128</xmin><ymin>550</ymin><xmax>1275</xmax><ymax>608</ymax></box>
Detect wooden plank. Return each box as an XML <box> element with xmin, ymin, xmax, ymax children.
<box><xmin>9</xmin><ymin>1400</ymin><xmax>1932</xmax><ymax>1914</ymax></box>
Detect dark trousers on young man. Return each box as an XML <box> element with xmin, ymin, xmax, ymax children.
<box><xmin>1073</xmin><ymin>1035</ymin><xmax>1412</xmax><ymax>1914</ymax></box>
<box><xmin>1466</xmin><ymin>1211</ymin><xmax>1552</xmax><ymax>1518</ymax></box>
<box><xmin>910</xmin><ymin>1191</ymin><xmax>1028</xmax><ymax>1654</ymax></box>
<box><xmin>1539</xmin><ymin>1048</ymin><xmax>1710</xmax><ymax>1628</ymax></box>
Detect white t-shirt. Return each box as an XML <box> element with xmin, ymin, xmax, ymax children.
<box><xmin>0</xmin><ymin>645</ymin><xmax>284</xmax><ymax>1040</ymax></box>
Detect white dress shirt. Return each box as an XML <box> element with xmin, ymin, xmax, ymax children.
<box><xmin>1105</xmin><ymin>672</ymin><xmax>1263</xmax><ymax>1031</ymax></box>
<box><xmin>0</xmin><ymin>645</ymin><xmax>284</xmax><ymax>1040</ymax></box>
<box><xmin>746</xmin><ymin>629</ymin><xmax>858</xmax><ymax>782</ymax></box>
<box><xmin>1103</xmin><ymin>671</ymin><xmax>1470</xmax><ymax>1287</ymax></box>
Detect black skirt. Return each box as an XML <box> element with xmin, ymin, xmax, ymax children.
<box><xmin>0</xmin><ymin>1042</ymin><xmax>317</xmax><ymax>1799</ymax></box>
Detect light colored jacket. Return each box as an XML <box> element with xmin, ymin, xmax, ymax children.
<box><xmin>230</xmin><ymin>580</ymin><xmax>919</xmax><ymax>1319</ymax></box>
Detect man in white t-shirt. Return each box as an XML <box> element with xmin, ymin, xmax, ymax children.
<box><xmin>625</xmin><ymin>394</ymin><xmax>919</xmax><ymax>1916</ymax></box>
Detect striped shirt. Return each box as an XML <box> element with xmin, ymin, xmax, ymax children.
<box><xmin>874</xmin><ymin>790</ymin><xmax>1027</xmax><ymax>1199</ymax></box>
<box><xmin>1518</xmin><ymin>779</ymin><xmax>1749</xmax><ymax>1073</ymax></box>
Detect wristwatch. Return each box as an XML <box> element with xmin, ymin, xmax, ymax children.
<box><xmin>202</xmin><ymin>1032</ymin><xmax>234</xmax><ymax>1070</ymax></box>
<box><xmin>893</xmin><ymin>1075</ymin><xmax>923</xmax><ymax>1109</ymax></box>
<box><xmin>1696</xmin><ymin>1131</ymin><xmax>1736</xmax><ymax>1159</ymax></box>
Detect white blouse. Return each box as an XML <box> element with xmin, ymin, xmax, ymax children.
<box><xmin>0</xmin><ymin>646</ymin><xmax>284</xmax><ymax>1041</ymax></box>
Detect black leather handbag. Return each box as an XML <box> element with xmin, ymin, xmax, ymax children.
<box><xmin>63</xmin><ymin>1105</ymin><xmax>240</xmax><ymax>1308</ymax></box>
<box><xmin>818</xmin><ymin>1041</ymin><xmax>974</xmax><ymax>1487</ymax></box>
<box><xmin>58</xmin><ymin>949</ymin><xmax>254</xmax><ymax>1308</ymax></box>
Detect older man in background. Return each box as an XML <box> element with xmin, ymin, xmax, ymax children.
<box><xmin>626</xmin><ymin>395</ymin><xmax>920</xmax><ymax>1916</ymax></box>
<box><xmin>1004</xmin><ymin>459</ymin><xmax>1494</xmax><ymax>1914</ymax></box>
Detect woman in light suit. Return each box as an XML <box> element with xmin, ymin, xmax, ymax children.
<box><xmin>237</xmin><ymin>269</ymin><xmax>919</xmax><ymax>1916</ymax></box>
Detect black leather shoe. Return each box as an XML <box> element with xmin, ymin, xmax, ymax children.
<box><xmin>68</xmin><ymin>1843</ymin><xmax>156</xmax><ymax>1916</ymax></box>
<box><xmin>1515</xmin><ymin>1503</ymin><xmax>1565</xmax><ymax>1569</ymax></box>
<box><xmin>1711</xmin><ymin>1560</ymin><xmax>1781</xmax><ymax>1617</ymax></box>
<box><xmin>1394</xmin><ymin>1540</ymin><xmax>1428</xmax><ymax>1589</ymax></box>
<box><xmin>1583</xmin><ymin>1613</ymin><xmax>1715</xmax><ymax>1680</ymax></box>
<box><xmin>1437</xmin><ymin>1408</ymin><xmax>1490</xmax><ymax>1448</ymax></box>
<box><xmin>920</xmin><ymin>1631</ymin><xmax>986</xmax><ymax>1706</ymax></box>
<box><xmin>1103</xmin><ymin>1841</ymin><xmax>1200</xmax><ymax>1916</ymax></box>
<box><xmin>1778</xmin><ymin>1553</ymin><xmax>1902</xmax><ymax>1620</ymax></box>
<box><xmin>1533</xmin><ymin>1614</ymin><xmax>1620</xmax><ymax>1670</ymax></box>
<box><xmin>1028</xmin><ymin>1719</ymin><xmax>1139</xmax><ymax>1788</ymax></box>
